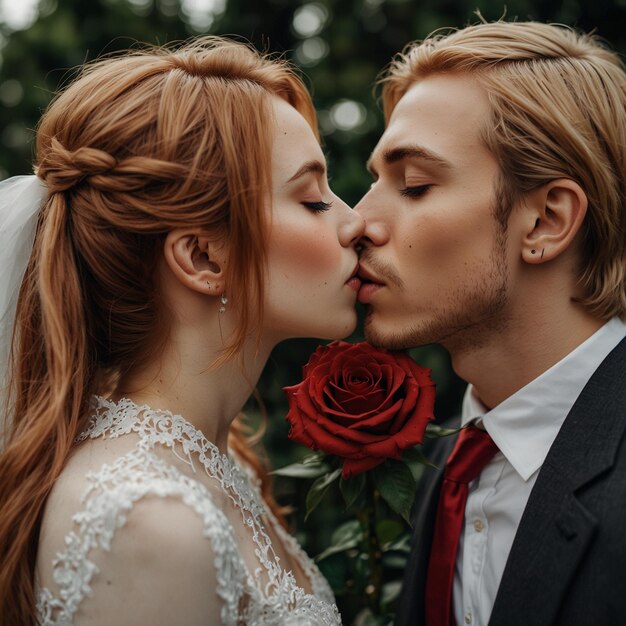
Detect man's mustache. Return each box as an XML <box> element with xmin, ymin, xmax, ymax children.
<box><xmin>359</xmin><ymin>248</ymin><xmax>405</xmax><ymax>289</ymax></box>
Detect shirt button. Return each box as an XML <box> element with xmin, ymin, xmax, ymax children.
<box><xmin>473</xmin><ymin>519</ymin><xmax>485</xmax><ymax>532</ymax></box>
<box><xmin>465</xmin><ymin>611</ymin><xmax>472</xmax><ymax>624</ymax></box>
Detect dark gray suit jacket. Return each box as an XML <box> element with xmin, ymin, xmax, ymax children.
<box><xmin>395</xmin><ymin>336</ymin><xmax>626</xmax><ymax>626</ymax></box>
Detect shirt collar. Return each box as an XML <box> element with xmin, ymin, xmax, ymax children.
<box><xmin>461</xmin><ymin>317</ymin><xmax>626</xmax><ymax>481</ymax></box>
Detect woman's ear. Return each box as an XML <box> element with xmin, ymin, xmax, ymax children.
<box><xmin>520</xmin><ymin>178</ymin><xmax>588</xmax><ymax>264</ymax></box>
<box><xmin>163</xmin><ymin>230</ymin><xmax>228</xmax><ymax>296</ymax></box>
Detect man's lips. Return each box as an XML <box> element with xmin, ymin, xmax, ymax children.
<box><xmin>357</xmin><ymin>266</ymin><xmax>385</xmax><ymax>303</ymax></box>
<box><xmin>357</xmin><ymin>266</ymin><xmax>385</xmax><ymax>286</ymax></box>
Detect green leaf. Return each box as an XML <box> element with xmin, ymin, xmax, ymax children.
<box><xmin>382</xmin><ymin>550</ymin><xmax>410</xmax><ymax>569</ymax></box>
<box><xmin>305</xmin><ymin>468</ymin><xmax>341</xmax><ymax>520</ymax></box>
<box><xmin>372</xmin><ymin>461</ymin><xmax>417</xmax><ymax>524</ymax></box>
<box><xmin>405</xmin><ymin>460</ymin><xmax>426</xmax><ymax>482</ymax></box>
<box><xmin>381</xmin><ymin>580</ymin><xmax>403</xmax><ymax>607</ymax></box>
<box><xmin>339</xmin><ymin>472</ymin><xmax>366</xmax><ymax>510</ymax></box>
<box><xmin>402</xmin><ymin>445</ymin><xmax>438</xmax><ymax>469</ymax></box>
<box><xmin>375</xmin><ymin>519</ymin><xmax>405</xmax><ymax>547</ymax></box>
<box><xmin>382</xmin><ymin>533</ymin><xmax>412</xmax><ymax>571</ymax></box>
<box><xmin>315</xmin><ymin>519</ymin><xmax>363</xmax><ymax>562</ymax></box>
<box><xmin>331</xmin><ymin>519</ymin><xmax>363</xmax><ymax>544</ymax></box>
<box><xmin>387</xmin><ymin>533</ymin><xmax>412</xmax><ymax>553</ymax></box>
<box><xmin>270</xmin><ymin>460</ymin><xmax>331</xmax><ymax>478</ymax></box>
<box><xmin>425</xmin><ymin>423</ymin><xmax>461</xmax><ymax>438</ymax></box>
<box><xmin>356</xmin><ymin>609</ymin><xmax>394</xmax><ymax>626</ymax></box>
<box><xmin>316</xmin><ymin>553</ymin><xmax>349</xmax><ymax>595</ymax></box>
<box><xmin>301</xmin><ymin>452</ymin><xmax>327</xmax><ymax>465</ymax></box>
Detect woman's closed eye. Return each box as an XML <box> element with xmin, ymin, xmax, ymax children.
<box><xmin>399</xmin><ymin>184</ymin><xmax>432</xmax><ymax>199</ymax></box>
<box><xmin>302</xmin><ymin>200</ymin><xmax>333</xmax><ymax>213</ymax></box>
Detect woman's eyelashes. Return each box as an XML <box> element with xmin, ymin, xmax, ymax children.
<box><xmin>399</xmin><ymin>184</ymin><xmax>432</xmax><ymax>199</ymax></box>
<box><xmin>302</xmin><ymin>200</ymin><xmax>333</xmax><ymax>213</ymax></box>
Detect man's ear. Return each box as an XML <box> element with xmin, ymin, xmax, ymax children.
<box><xmin>520</xmin><ymin>179</ymin><xmax>588</xmax><ymax>264</ymax></box>
<box><xmin>163</xmin><ymin>230</ymin><xmax>227</xmax><ymax>296</ymax></box>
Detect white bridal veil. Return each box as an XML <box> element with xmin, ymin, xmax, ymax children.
<box><xmin>0</xmin><ymin>175</ymin><xmax>48</xmax><ymax>436</ymax></box>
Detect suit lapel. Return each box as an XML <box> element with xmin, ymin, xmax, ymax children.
<box><xmin>489</xmin><ymin>336</ymin><xmax>626</xmax><ymax>626</ymax></box>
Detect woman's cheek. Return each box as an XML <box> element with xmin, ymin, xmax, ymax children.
<box><xmin>269</xmin><ymin>218</ymin><xmax>341</xmax><ymax>281</ymax></box>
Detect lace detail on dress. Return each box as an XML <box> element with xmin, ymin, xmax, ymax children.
<box><xmin>36</xmin><ymin>397</ymin><xmax>341</xmax><ymax>626</ymax></box>
<box><xmin>241</xmin><ymin>470</ymin><xmax>335</xmax><ymax>605</ymax></box>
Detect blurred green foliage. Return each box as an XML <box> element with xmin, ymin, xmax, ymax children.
<box><xmin>2</xmin><ymin>0</ymin><xmax>625</xmax><ymax>622</ymax></box>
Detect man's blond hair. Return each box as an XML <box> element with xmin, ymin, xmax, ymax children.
<box><xmin>381</xmin><ymin>22</ymin><xmax>626</xmax><ymax>319</ymax></box>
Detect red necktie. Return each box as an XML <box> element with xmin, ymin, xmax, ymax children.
<box><xmin>425</xmin><ymin>425</ymin><xmax>499</xmax><ymax>626</ymax></box>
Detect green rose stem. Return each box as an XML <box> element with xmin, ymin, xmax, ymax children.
<box><xmin>356</xmin><ymin>473</ymin><xmax>384</xmax><ymax>616</ymax></box>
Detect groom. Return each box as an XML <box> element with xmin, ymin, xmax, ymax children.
<box><xmin>355</xmin><ymin>21</ymin><xmax>626</xmax><ymax>626</ymax></box>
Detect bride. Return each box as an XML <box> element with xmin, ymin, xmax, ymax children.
<box><xmin>0</xmin><ymin>37</ymin><xmax>364</xmax><ymax>625</ymax></box>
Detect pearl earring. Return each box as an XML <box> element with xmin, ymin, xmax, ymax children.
<box><xmin>219</xmin><ymin>294</ymin><xmax>228</xmax><ymax>314</ymax></box>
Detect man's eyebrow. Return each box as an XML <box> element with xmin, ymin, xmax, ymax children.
<box><xmin>367</xmin><ymin>145</ymin><xmax>452</xmax><ymax>175</ymax></box>
<box><xmin>286</xmin><ymin>159</ymin><xmax>326</xmax><ymax>183</ymax></box>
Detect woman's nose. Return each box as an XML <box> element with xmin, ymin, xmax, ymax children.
<box><xmin>338</xmin><ymin>204</ymin><xmax>366</xmax><ymax>248</ymax></box>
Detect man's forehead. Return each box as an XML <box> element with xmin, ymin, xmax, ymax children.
<box><xmin>367</xmin><ymin>133</ymin><xmax>454</xmax><ymax>174</ymax></box>
<box><xmin>367</xmin><ymin>126</ymin><xmax>407</xmax><ymax>170</ymax></box>
<box><xmin>368</xmin><ymin>76</ymin><xmax>492</xmax><ymax>172</ymax></box>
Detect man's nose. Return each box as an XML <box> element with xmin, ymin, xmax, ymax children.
<box><xmin>354</xmin><ymin>192</ymin><xmax>390</xmax><ymax>248</ymax></box>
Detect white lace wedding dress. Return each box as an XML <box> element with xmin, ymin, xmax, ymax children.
<box><xmin>35</xmin><ymin>396</ymin><xmax>341</xmax><ymax>625</ymax></box>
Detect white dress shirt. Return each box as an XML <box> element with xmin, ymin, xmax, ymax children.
<box><xmin>452</xmin><ymin>317</ymin><xmax>626</xmax><ymax>626</ymax></box>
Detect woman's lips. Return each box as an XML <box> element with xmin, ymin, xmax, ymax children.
<box><xmin>345</xmin><ymin>276</ymin><xmax>362</xmax><ymax>291</ymax></box>
<box><xmin>345</xmin><ymin>262</ymin><xmax>361</xmax><ymax>291</ymax></box>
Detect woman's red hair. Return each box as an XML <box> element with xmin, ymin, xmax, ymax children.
<box><xmin>0</xmin><ymin>37</ymin><xmax>318</xmax><ymax>625</ymax></box>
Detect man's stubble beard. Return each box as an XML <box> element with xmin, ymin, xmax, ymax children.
<box><xmin>364</xmin><ymin>221</ymin><xmax>510</xmax><ymax>352</ymax></box>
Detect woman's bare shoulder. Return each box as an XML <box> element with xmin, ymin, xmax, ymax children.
<box><xmin>37</xmin><ymin>437</ymin><xmax>226</xmax><ymax>626</ymax></box>
<box><xmin>75</xmin><ymin>496</ymin><xmax>220</xmax><ymax>625</ymax></box>
<box><xmin>37</xmin><ymin>435</ymin><xmax>140</xmax><ymax>584</ymax></box>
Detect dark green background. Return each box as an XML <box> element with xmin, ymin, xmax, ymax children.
<box><xmin>2</xmin><ymin>1</ymin><xmax>624</xmax><ymax>622</ymax></box>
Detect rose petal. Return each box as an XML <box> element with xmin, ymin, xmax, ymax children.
<box><xmin>318</xmin><ymin>391</ymin><xmax>398</xmax><ymax>421</ymax></box>
<box><xmin>341</xmin><ymin>456</ymin><xmax>385</xmax><ymax>478</ymax></box>
<box><xmin>314</xmin><ymin>414</ymin><xmax>391</xmax><ymax>444</ymax></box>
<box><xmin>297</xmin><ymin>417</ymin><xmax>364</xmax><ymax>456</ymax></box>
<box><xmin>327</xmin><ymin>386</ymin><xmax>388</xmax><ymax>415</ymax></box>
<box><xmin>329</xmin><ymin>382</ymin><xmax>382</xmax><ymax>405</ymax></box>
<box><xmin>386</xmin><ymin>379</ymin><xmax>420</xmax><ymax>434</ymax></box>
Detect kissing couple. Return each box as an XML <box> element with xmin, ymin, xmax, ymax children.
<box><xmin>0</xmin><ymin>19</ymin><xmax>625</xmax><ymax>626</ymax></box>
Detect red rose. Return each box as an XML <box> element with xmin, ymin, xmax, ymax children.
<box><xmin>284</xmin><ymin>341</ymin><xmax>436</xmax><ymax>478</ymax></box>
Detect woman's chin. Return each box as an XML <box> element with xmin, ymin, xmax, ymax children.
<box><xmin>325</xmin><ymin>311</ymin><xmax>358</xmax><ymax>340</ymax></box>
<box><xmin>267</xmin><ymin>307</ymin><xmax>358</xmax><ymax>343</ymax></box>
